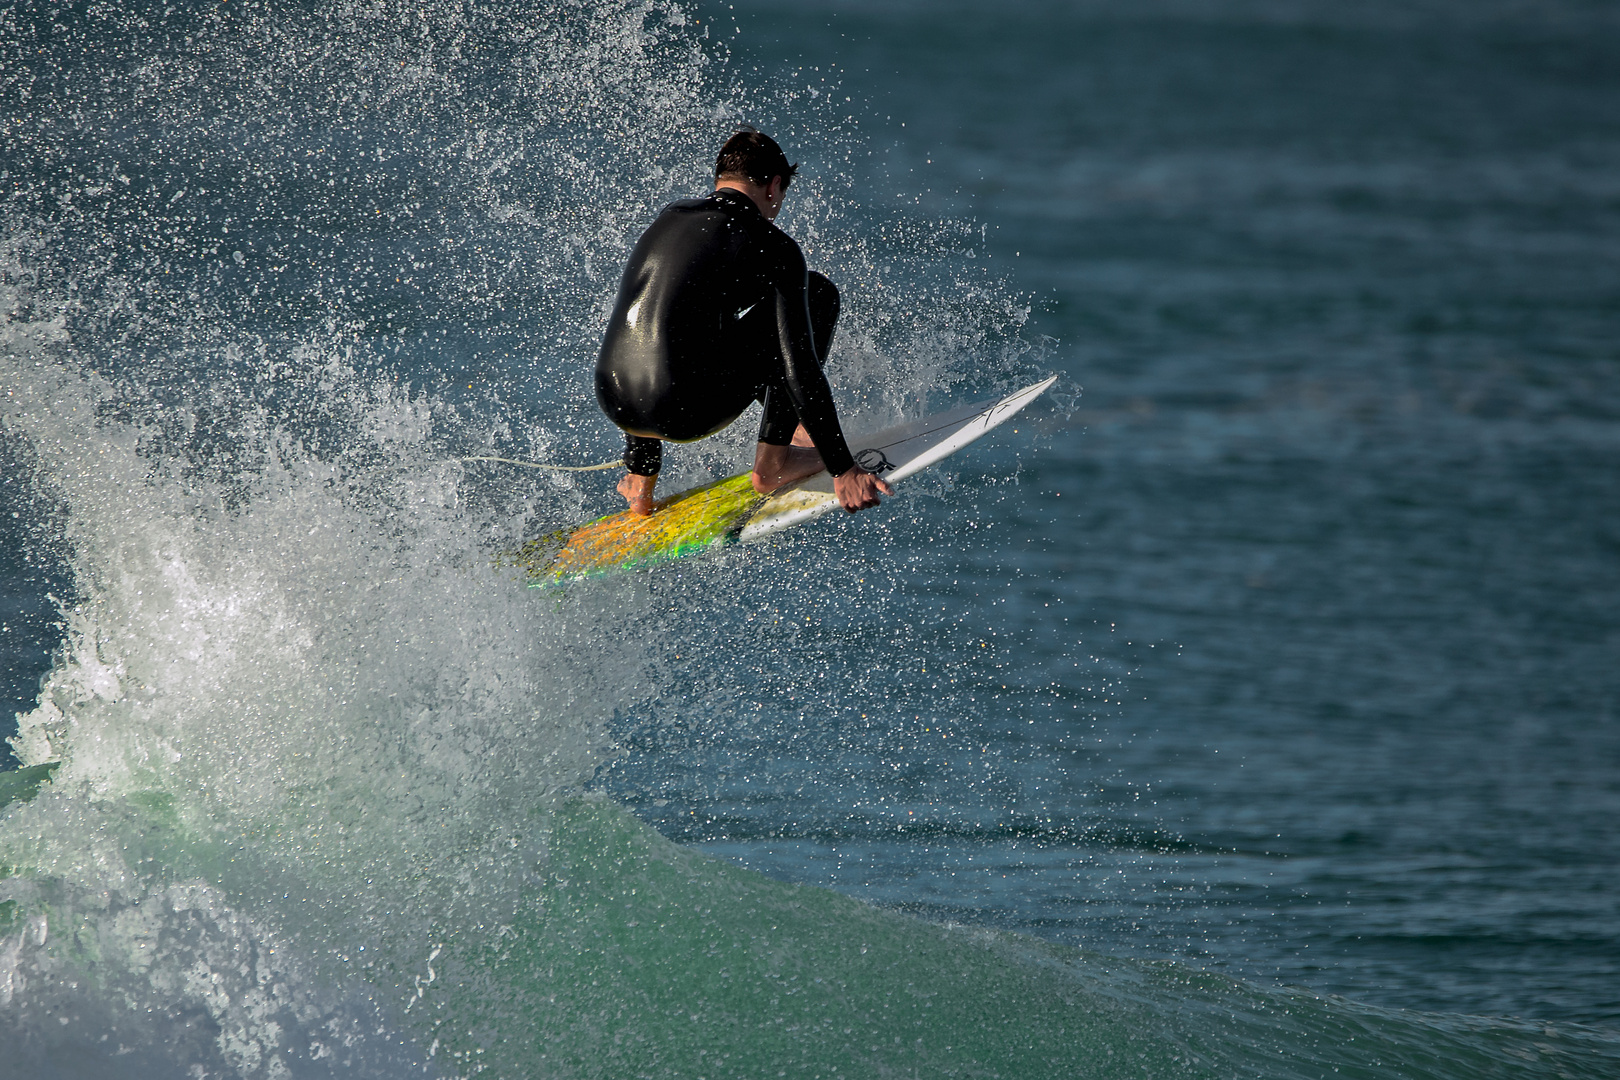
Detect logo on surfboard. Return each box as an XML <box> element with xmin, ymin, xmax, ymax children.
<box><xmin>855</xmin><ymin>447</ymin><xmax>896</xmax><ymax>473</ymax></box>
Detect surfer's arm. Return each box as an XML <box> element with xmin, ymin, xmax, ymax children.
<box><xmin>769</xmin><ymin>246</ymin><xmax>856</xmax><ymax>478</ymax></box>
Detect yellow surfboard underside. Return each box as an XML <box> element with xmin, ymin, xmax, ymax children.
<box><xmin>502</xmin><ymin>472</ymin><xmax>768</xmax><ymax>583</ymax></box>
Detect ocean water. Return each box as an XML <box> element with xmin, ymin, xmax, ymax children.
<box><xmin>2</xmin><ymin>1</ymin><xmax>1618</xmax><ymax>1077</ymax></box>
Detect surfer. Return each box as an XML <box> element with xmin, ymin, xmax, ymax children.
<box><xmin>595</xmin><ymin>129</ymin><xmax>893</xmax><ymax>517</ymax></box>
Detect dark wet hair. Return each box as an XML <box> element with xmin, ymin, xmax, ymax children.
<box><xmin>714</xmin><ymin>128</ymin><xmax>798</xmax><ymax>189</ymax></box>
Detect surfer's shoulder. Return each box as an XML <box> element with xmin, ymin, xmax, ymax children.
<box><xmin>707</xmin><ymin>191</ymin><xmax>798</xmax><ymax>253</ymax></box>
<box><xmin>757</xmin><ymin>218</ymin><xmax>805</xmax><ymax>277</ymax></box>
<box><xmin>656</xmin><ymin>195</ymin><xmax>718</xmax><ymax>218</ymax></box>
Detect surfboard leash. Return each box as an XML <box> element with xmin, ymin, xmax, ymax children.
<box><xmin>458</xmin><ymin>456</ymin><xmax>625</xmax><ymax>472</ymax></box>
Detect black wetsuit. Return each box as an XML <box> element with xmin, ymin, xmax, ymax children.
<box><xmin>595</xmin><ymin>187</ymin><xmax>855</xmax><ymax>478</ymax></box>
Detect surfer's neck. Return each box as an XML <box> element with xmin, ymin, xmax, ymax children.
<box><xmin>714</xmin><ymin>175</ymin><xmax>786</xmax><ymax>221</ymax></box>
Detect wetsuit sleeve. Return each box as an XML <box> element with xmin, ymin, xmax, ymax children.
<box><xmin>624</xmin><ymin>434</ymin><xmax>662</xmax><ymax>476</ymax></box>
<box><xmin>769</xmin><ymin>240</ymin><xmax>857</xmax><ymax>477</ymax></box>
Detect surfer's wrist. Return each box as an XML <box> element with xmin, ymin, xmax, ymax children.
<box><xmin>820</xmin><ymin>450</ymin><xmax>855</xmax><ymax>478</ymax></box>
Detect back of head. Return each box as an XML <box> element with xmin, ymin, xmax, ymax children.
<box><xmin>715</xmin><ymin>129</ymin><xmax>799</xmax><ymax>189</ymax></box>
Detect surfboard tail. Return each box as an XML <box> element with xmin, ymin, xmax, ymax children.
<box><xmin>510</xmin><ymin>473</ymin><xmax>765</xmax><ymax>584</ymax></box>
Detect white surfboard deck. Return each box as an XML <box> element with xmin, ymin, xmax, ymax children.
<box><xmin>738</xmin><ymin>374</ymin><xmax>1058</xmax><ymax>542</ymax></box>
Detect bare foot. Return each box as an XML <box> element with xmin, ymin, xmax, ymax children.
<box><xmin>617</xmin><ymin>471</ymin><xmax>657</xmax><ymax>516</ymax></box>
<box><xmin>789</xmin><ymin>423</ymin><xmax>815</xmax><ymax>449</ymax></box>
<box><xmin>751</xmin><ymin>441</ymin><xmax>825</xmax><ymax>494</ymax></box>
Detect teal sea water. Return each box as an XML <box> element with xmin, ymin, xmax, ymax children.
<box><xmin>3</xmin><ymin>1</ymin><xmax>1618</xmax><ymax>1076</ymax></box>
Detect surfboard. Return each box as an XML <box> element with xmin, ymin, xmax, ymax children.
<box><xmin>503</xmin><ymin>375</ymin><xmax>1057</xmax><ymax>584</ymax></box>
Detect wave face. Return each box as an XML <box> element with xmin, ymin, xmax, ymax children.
<box><xmin>2</xmin><ymin>1</ymin><xmax>1618</xmax><ymax>1077</ymax></box>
